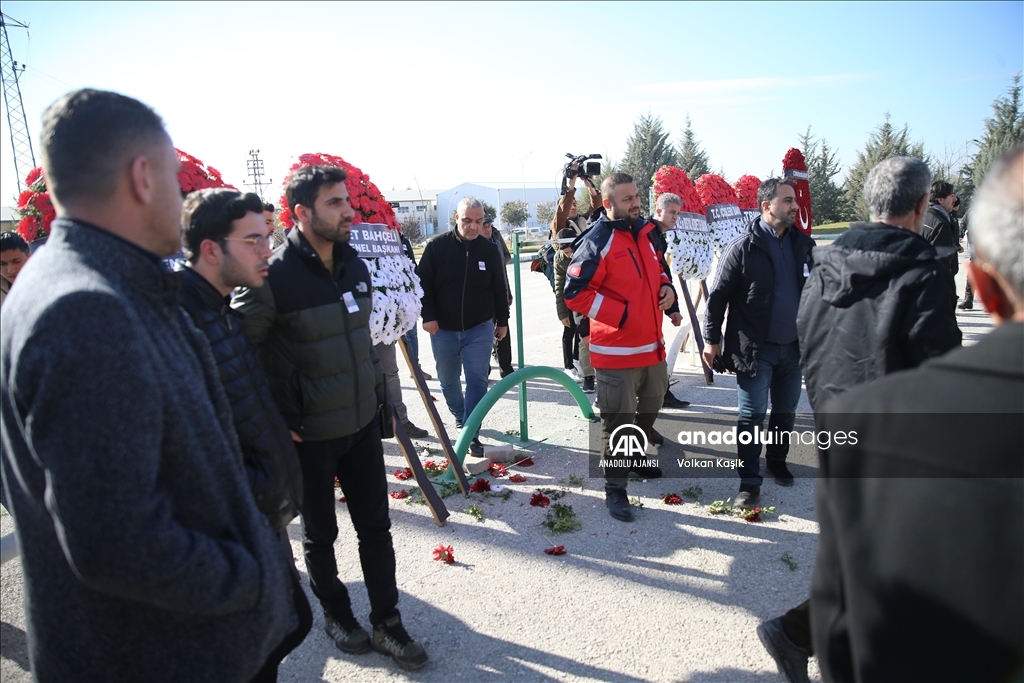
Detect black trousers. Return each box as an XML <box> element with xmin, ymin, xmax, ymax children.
<box><xmin>561</xmin><ymin>316</ymin><xmax>580</xmax><ymax>370</ymax></box>
<box><xmin>295</xmin><ymin>420</ymin><xmax>399</xmax><ymax>626</ymax></box>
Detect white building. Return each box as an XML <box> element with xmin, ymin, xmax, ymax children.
<box><xmin>435</xmin><ymin>182</ymin><xmax>560</xmax><ymax>235</ymax></box>
<box><xmin>382</xmin><ymin>189</ymin><xmax>440</xmax><ymax>236</ymax></box>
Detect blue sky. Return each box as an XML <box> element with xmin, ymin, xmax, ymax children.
<box><xmin>1</xmin><ymin>1</ymin><xmax>1021</xmax><ymax>206</ymax></box>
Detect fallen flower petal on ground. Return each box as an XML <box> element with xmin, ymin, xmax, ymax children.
<box><xmin>469</xmin><ymin>478</ymin><xmax>492</xmax><ymax>493</ymax></box>
<box><xmin>394</xmin><ymin>468</ymin><xmax>414</xmax><ymax>480</ymax></box>
<box><xmin>543</xmin><ymin>545</ymin><xmax>567</xmax><ymax>556</ymax></box>
<box><xmin>509</xmin><ymin>474</ymin><xmax>527</xmax><ymax>483</ymax></box>
<box><xmin>390</xmin><ymin>490</ymin><xmax>408</xmax><ymax>499</ymax></box>
<box><xmin>488</xmin><ymin>462</ymin><xmax>508</xmax><ymax>478</ymax></box>
<box><xmin>662</xmin><ymin>493</ymin><xmax>683</xmax><ymax>505</ymax></box>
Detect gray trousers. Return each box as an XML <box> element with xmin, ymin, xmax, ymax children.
<box><xmin>596</xmin><ymin>362</ymin><xmax>668</xmax><ymax>491</ymax></box>
<box><xmin>579</xmin><ymin>337</ymin><xmax>593</xmax><ymax>377</ymax></box>
<box><xmin>374</xmin><ymin>342</ymin><xmax>408</xmax><ymax>423</ymax></box>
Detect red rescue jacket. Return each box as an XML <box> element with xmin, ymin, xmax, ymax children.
<box><xmin>563</xmin><ymin>216</ymin><xmax>674</xmax><ymax>369</ymax></box>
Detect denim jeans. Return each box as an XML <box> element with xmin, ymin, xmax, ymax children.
<box><xmin>735</xmin><ymin>341</ymin><xmax>802</xmax><ymax>486</ymax></box>
<box><xmin>402</xmin><ymin>325</ymin><xmax>419</xmax><ymax>366</ymax></box>
<box><xmin>429</xmin><ymin>320</ymin><xmax>493</xmax><ymax>437</ymax></box>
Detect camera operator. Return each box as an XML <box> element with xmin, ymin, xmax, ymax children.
<box><xmin>550</xmin><ymin>166</ymin><xmax>603</xmax><ymax>241</ymax></box>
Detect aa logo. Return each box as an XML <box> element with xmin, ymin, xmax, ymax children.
<box><xmin>609</xmin><ymin>424</ymin><xmax>649</xmax><ymax>458</ymax></box>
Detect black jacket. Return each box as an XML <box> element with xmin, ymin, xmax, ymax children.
<box><xmin>796</xmin><ymin>222</ymin><xmax>961</xmax><ymax>411</ymax></box>
<box><xmin>922</xmin><ymin>204</ymin><xmax>959</xmax><ymax>276</ymax></box>
<box><xmin>812</xmin><ymin>322</ymin><xmax>1024</xmax><ymax>683</ymax></box>
<box><xmin>704</xmin><ymin>219</ymin><xmax>815</xmax><ymax>375</ymax></box>
<box><xmin>418</xmin><ymin>229</ymin><xmax>509</xmax><ymax>332</ymax></box>
<box><xmin>233</xmin><ymin>228</ymin><xmax>386</xmax><ymax>441</ymax></box>
<box><xmin>178</xmin><ymin>266</ymin><xmax>303</xmax><ymax>531</ymax></box>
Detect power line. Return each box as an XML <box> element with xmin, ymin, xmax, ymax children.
<box><xmin>245</xmin><ymin>149</ymin><xmax>271</xmax><ymax>201</ymax></box>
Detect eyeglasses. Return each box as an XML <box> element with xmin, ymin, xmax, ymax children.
<box><xmin>222</xmin><ymin>235</ymin><xmax>270</xmax><ymax>251</ymax></box>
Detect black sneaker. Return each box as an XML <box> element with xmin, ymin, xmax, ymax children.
<box><xmin>757</xmin><ymin>616</ymin><xmax>811</xmax><ymax>683</ymax></box>
<box><xmin>371</xmin><ymin>615</ymin><xmax>428</xmax><ymax>670</ymax></box>
<box><xmin>767</xmin><ymin>461</ymin><xmax>795</xmax><ymax>486</ymax></box>
<box><xmin>662</xmin><ymin>392</ymin><xmax>691</xmax><ymax>408</ymax></box>
<box><xmin>470</xmin><ymin>437</ymin><xmax>484</xmax><ymax>457</ymax></box>
<box><xmin>730</xmin><ymin>484</ymin><xmax>760</xmax><ymax>509</ymax></box>
<box><xmin>605</xmin><ymin>488</ymin><xmax>634</xmax><ymax>522</ymax></box>
<box><xmin>582</xmin><ymin>376</ymin><xmax>595</xmax><ymax>393</ymax></box>
<box><xmin>401</xmin><ymin>421</ymin><xmax>429</xmax><ymax>439</ymax></box>
<box><xmin>324</xmin><ymin>613</ymin><xmax>371</xmax><ymax>654</ymax></box>
<box><xmin>648</xmin><ymin>428</ymin><xmax>665</xmax><ymax>447</ymax></box>
<box><xmin>454</xmin><ymin>418</ymin><xmax>463</xmax><ymax>429</ymax></box>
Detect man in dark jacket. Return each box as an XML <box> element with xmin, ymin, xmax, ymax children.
<box><xmin>179</xmin><ymin>187</ymin><xmax>312</xmax><ymax>679</ymax></box>
<box><xmin>810</xmin><ymin>145</ymin><xmax>1024</xmax><ymax>683</ymax></box>
<box><xmin>233</xmin><ymin>165</ymin><xmax>428</xmax><ymax>670</ymax></box>
<box><xmin>418</xmin><ymin>197</ymin><xmax>509</xmax><ymax>454</ymax></box>
<box><xmin>703</xmin><ymin>179</ymin><xmax>815</xmax><ymax>508</ymax></box>
<box><xmin>0</xmin><ymin>89</ymin><xmax>297</xmax><ymax>682</ymax></box>
<box><xmin>757</xmin><ymin>157</ymin><xmax>962</xmax><ymax>683</ymax></box>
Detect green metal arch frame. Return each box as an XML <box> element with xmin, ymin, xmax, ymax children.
<box><xmin>445</xmin><ymin>366</ymin><xmax>597</xmax><ymax>480</ymax></box>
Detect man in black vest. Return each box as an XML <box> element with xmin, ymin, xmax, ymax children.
<box><xmin>234</xmin><ymin>166</ymin><xmax>428</xmax><ymax>671</ymax></box>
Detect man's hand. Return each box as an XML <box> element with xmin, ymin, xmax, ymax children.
<box><xmin>560</xmin><ymin>317</ymin><xmax>571</xmax><ymax>327</ymax></box>
<box><xmin>495</xmin><ymin>326</ymin><xmax>508</xmax><ymax>340</ymax></box>
<box><xmin>290</xmin><ymin>430</ymin><xmax>303</xmax><ymax>443</ymax></box>
<box><xmin>423</xmin><ymin>320</ymin><xmax>439</xmax><ymax>335</ymax></box>
<box><xmin>702</xmin><ymin>343</ymin><xmax>721</xmax><ymax>370</ymax></box>
<box><xmin>669</xmin><ymin>312</ymin><xmax>683</xmax><ymax>327</ymax></box>
<box><xmin>658</xmin><ymin>285</ymin><xmax>676</xmax><ymax>311</ymax></box>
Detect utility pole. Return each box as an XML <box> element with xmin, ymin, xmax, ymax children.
<box><xmin>1</xmin><ymin>13</ymin><xmax>35</xmax><ymax>193</ymax></box>
<box><xmin>245</xmin><ymin>149</ymin><xmax>270</xmax><ymax>200</ymax></box>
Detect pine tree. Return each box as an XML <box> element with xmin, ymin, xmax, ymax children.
<box><xmin>843</xmin><ymin>114</ymin><xmax>927</xmax><ymax>221</ymax></box>
<box><xmin>798</xmin><ymin>126</ymin><xmax>848</xmax><ymax>224</ymax></box>
<box><xmin>962</xmin><ymin>73</ymin><xmax>1023</xmax><ymax>206</ymax></box>
<box><xmin>620</xmin><ymin>114</ymin><xmax>676</xmax><ymax>212</ymax></box>
<box><xmin>676</xmin><ymin>115</ymin><xmax>712</xmax><ymax>182</ymax></box>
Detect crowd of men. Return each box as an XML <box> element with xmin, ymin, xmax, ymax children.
<box><xmin>0</xmin><ymin>86</ymin><xmax>1020</xmax><ymax>682</ymax></box>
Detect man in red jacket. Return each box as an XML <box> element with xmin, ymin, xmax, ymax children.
<box><xmin>564</xmin><ymin>173</ymin><xmax>676</xmax><ymax>522</ymax></box>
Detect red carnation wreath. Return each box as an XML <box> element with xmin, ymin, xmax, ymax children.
<box><xmin>695</xmin><ymin>174</ymin><xmax>744</xmax><ymax>253</ymax></box>
<box><xmin>15</xmin><ymin>148</ymin><xmax>230</xmax><ymax>243</ymax></box>
<box><xmin>782</xmin><ymin>148</ymin><xmax>813</xmax><ymax>235</ymax></box>
<box><xmin>277</xmin><ymin>152</ymin><xmax>399</xmax><ymax>230</ymax></box>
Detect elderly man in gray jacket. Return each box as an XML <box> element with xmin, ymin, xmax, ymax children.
<box><xmin>0</xmin><ymin>89</ymin><xmax>296</xmax><ymax>683</ymax></box>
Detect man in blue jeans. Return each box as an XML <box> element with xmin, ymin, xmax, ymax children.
<box><xmin>418</xmin><ymin>197</ymin><xmax>509</xmax><ymax>454</ymax></box>
<box><xmin>703</xmin><ymin>178</ymin><xmax>815</xmax><ymax>508</ymax></box>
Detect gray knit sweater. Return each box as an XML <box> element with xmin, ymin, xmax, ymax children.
<box><xmin>0</xmin><ymin>219</ymin><xmax>295</xmax><ymax>682</ymax></box>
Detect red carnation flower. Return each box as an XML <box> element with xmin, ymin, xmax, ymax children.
<box><xmin>24</xmin><ymin>167</ymin><xmax>43</xmax><ymax>188</ymax></box>
<box><xmin>530</xmin><ymin>492</ymin><xmax>551</xmax><ymax>508</ymax></box>
<box><xmin>488</xmin><ymin>462</ymin><xmax>508</xmax><ymax>478</ymax></box>
<box><xmin>16</xmin><ymin>215</ymin><xmax>39</xmax><ymax>243</ymax></box>
<box><xmin>543</xmin><ymin>545</ymin><xmax>567</xmax><ymax>556</ymax></box>
<box><xmin>509</xmin><ymin>474</ymin><xmax>527</xmax><ymax>483</ymax></box>
<box><xmin>175</xmin><ymin>148</ymin><xmax>234</xmax><ymax>196</ymax></box>
<box><xmin>338</xmin><ymin>496</ymin><xmax>347</xmax><ymax>503</ymax></box>
<box><xmin>653</xmin><ymin>165</ymin><xmax>705</xmax><ymax>216</ymax></box>
<box><xmin>469</xmin><ymin>478</ymin><xmax>491</xmax><ymax>493</ymax></box>
<box><xmin>394</xmin><ymin>468</ymin><xmax>414</xmax><ymax>481</ymax></box>
<box><xmin>433</xmin><ymin>543</ymin><xmax>455</xmax><ymax>564</ymax></box>
<box><xmin>662</xmin><ymin>493</ymin><xmax>683</xmax><ymax>505</ymax></box>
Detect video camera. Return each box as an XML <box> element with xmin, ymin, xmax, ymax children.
<box><xmin>561</xmin><ymin>153</ymin><xmax>602</xmax><ymax>195</ymax></box>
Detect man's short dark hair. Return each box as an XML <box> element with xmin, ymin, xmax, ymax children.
<box><xmin>182</xmin><ymin>188</ymin><xmax>265</xmax><ymax>263</ymax></box>
<box><xmin>40</xmin><ymin>89</ymin><xmax>169</xmax><ymax>207</ymax></box>
<box><xmin>930</xmin><ymin>180</ymin><xmax>955</xmax><ymax>203</ymax></box>
<box><xmin>285</xmin><ymin>165</ymin><xmax>347</xmax><ymax>216</ymax></box>
<box><xmin>601</xmin><ymin>172</ymin><xmax>635</xmax><ymax>200</ymax></box>
<box><xmin>0</xmin><ymin>232</ymin><xmax>31</xmax><ymax>256</ymax></box>
<box><xmin>263</xmin><ymin>202</ymin><xmax>275</xmax><ymax>213</ymax></box>
<box><xmin>757</xmin><ymin>178</ymin><xmax>797</xmax><ymax>207</ymax></box>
